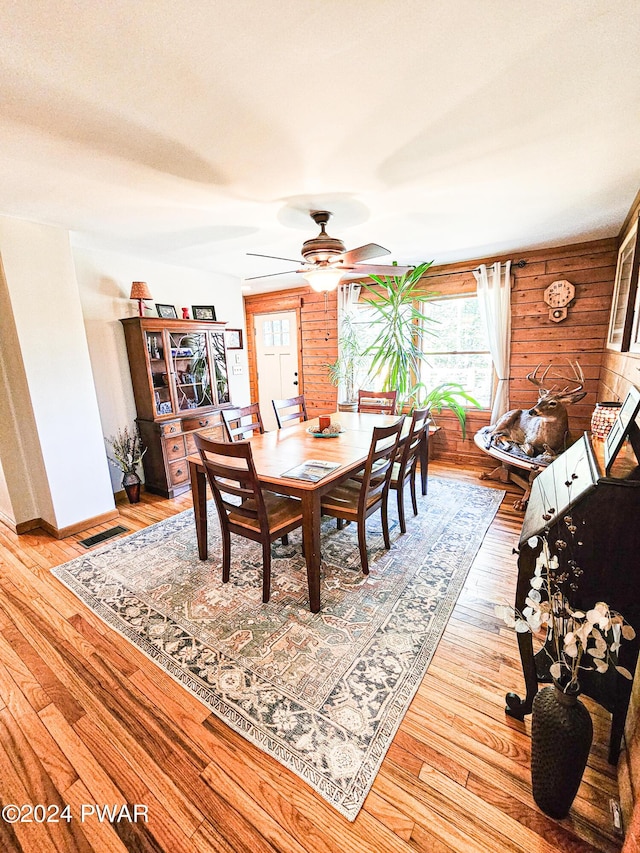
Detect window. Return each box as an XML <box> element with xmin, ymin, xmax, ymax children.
<box><xmin>420</xmin><ymin>295</ymin><xmax>493</xmax><ymax>408</ymax></box>
<box><xmin>607</xmin><ymin>221</ymin><xmax>639</xmax><ymax>351</ymax></box>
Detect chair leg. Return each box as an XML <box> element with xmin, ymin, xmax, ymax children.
<box><xmin>396</xmin><ymin>486</ymin><xmax>407</xmax><ymax>534</ymax></box>
<box><xmin>336</xmin><ymin>518</ymin><xmax>344</xmax><ymax>530</ymax></box>
<box><xmin>281</xmin><ymin>533</ymin><xmax>289</xmax><ymax>546</ymax></box>
<box><xmin>421</xmin><ymin>456</ymin><xmax>429</xmax><ymax>496</ymax></box>
<box><xmin>410</xmin><ymin>471</ymin><xmax>418</xmax><ymax>516</ymax></box>
<box><xmin>381</xmin><ymin>495</ymin><xmax>391</xmax><ymax>549</ymax></box>
<box><xmin>221</xmin><ymin>530</ymin><xmax>231</xmax><ymax>583</ymax></box>
<box><xmin>357</xmin><ymin>521</ymin><xmax>369</xmax><ymax>575</ymax></box>
<box><xmin>262</xmin><ymin>541</ymin><xmax>271</xmax><ymax>603</ymax></box>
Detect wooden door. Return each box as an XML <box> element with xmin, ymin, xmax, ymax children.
<box><xmin>254</xmin><ymin>310</ymin><xmax>300</xmax><ymax>430</ymax></box>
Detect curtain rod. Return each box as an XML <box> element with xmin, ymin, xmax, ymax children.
<box><xmin>420</xmin><ymin>259</ymin><xmax>527</xmax><ymax>279</ymax></box>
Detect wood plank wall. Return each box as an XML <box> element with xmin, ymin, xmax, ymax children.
<box><xmin>422</xmin><ymin>238</ymin><xmax>617</xmax><ymax>468</ymax></box>
<box><xmin>243</xmin><ymin>287</ymin><xmax>338</xmax><ymax>420</ymax></box>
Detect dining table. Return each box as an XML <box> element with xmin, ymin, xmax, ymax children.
<box><xmin>188</xmin><ymin>410</ymin><xmax>428</xmax><ymax>613</ymax></box>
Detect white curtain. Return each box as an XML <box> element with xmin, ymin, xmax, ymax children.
<box><xmin>336</xmin><ymin>283</ymin><xmax>362</xmax><ymax>402</ymax></box>
<box><xmin>338</xmin><ymin>282</ymin><xmax>361</xmax><ymax>319</ymax></box>
<box><xmin>473</xmin><ymin>261</ymin><xmax>511</xmax><ymax>424</ymax></box>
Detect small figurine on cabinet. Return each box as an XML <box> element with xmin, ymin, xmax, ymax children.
<box><xmin>182</xmin><ymin>307</ymin><xmax>190</xmax><ymax>320</ymax></box>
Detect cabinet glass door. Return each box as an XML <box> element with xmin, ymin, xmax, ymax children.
<box><xmin>170</xmin><ymin>332</ymin><xmax>214</xmax><ymax>412</ymax></box>
<box><xmin>146</xmin><ymin>331</ymin><xmax>174</xmax><ymax>416</ymax></box>
<box><xmin>209</xmin><ymin>331</ymin><xmax>230</xmax><ymax>404</ymax></box>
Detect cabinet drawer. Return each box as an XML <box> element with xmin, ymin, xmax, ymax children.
<box><xmin>168</xmin><ymin>459</ymin><xmax>189</xmax><ymax>486</ymax></box>
<box><xmin>162</xmin><ymin>421</ymin><xmax>182</xmax><ymax>437</ymax></box>
<box><xmin>185</xmin><ymin>426</ymin><xmax>224</xmax><ymax>455</ymax></box>
<box><xmin>164</xmin><ymin>435</ymin><xmax>186</xmax><ymax>460</ymax></box>
<box><xmin>182</xmin><ymin>413</ymin><xmax>220</xmax><ymax>432</ymax></box>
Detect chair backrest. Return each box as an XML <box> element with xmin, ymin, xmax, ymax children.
<box><xmin>221</xmin><ymin>403</ymin><xmax>265</xmax><ymax>442</ymax></box>
<box><xmin>272</xmin><ymin>395</ymin><xmax>308</xmax><ymax>429</ymax></box>
<box><xmin>358</xmin><ymin>418</ymin><xmax>404</xmax><ymax>512</ymax></box>
<box><xmin>357</xmin><ymin>390</ymin><xmax>397</xmax><ymax>415</ymax></box>
<box><xmin>194</xmin><ymin>434</ymin><xmax>268</xmax><ymax>532</ymax></box>
<box><xmin>396</xmin><ymin>407</ymin><xmax>430</xmax><ymax>482</ymax></box>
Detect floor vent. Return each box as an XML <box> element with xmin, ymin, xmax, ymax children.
<box><xmin>79</xmin><ymin>525</ymin><xmax>128</xmax><ymax>549</ymax></box>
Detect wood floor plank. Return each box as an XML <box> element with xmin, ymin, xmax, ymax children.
<box><xmin>73</xmin><ymin>714</ymin><xmax>202</xmax><ymax>853</ymax></box>
<box><xmin>0</xmin><ymin>631</ymin><xmax>51</xmax><ymax>714</ymax></box>
<box><xmin>465</xmin><ymin>772</ymin><xmax>618</xmax><ymax>853</ymax></box>
<box><xmin>374</xmin><ymin>767</ymin><xmax>506</xmax><ymax>853</ymax></box>
<box><xmin>68</xmin><ymin>614</ymin><xmax>140</xmax><ymax>678</ymax></box>
<box><xmin>0</xmin><ymin>706</ymin><xmax>91</xmax><ymax>853</ymax></box>
<box><xmin>62</xmin><ymin>779</ymin><xmax>130</xmax><ymax>853</ymax></box>
<box><xmin>1</xmin><ymin>621</ymin><xmax>86</xmax><ymax>724</ymax></box>
<box><xmin>202</xmin><ymin>714</ymin><xmax>414</xmax><ymax>853</ymax></box>
<box><xmin>0</xmin><ymin>663</ymin><xmax>79</xmax><ymax>794</ymax></box>
<box><xmin>364</xmin><ymin>790</ymin><xmax>415</xmax><ymax>841</ymax></box>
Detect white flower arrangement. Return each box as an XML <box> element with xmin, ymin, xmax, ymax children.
<box><xmin>105</xmin><ymin>425</ymin><xmax>146</xmax><ymax>474</ymax></box>
<box><xmin>496</xmin><ymin>516</ymin><xmax>635</xmax><ymax>691</ymax></box>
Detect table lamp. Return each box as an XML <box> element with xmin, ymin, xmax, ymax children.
<box><xmin>130</xmin><ymin>281</ymin><xmax>153</xmax><ymax>316</ymax></box>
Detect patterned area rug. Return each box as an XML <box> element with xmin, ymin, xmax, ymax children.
<box><xmin>52</xmin><ymin>477</ymin><xmax>504</xmax><ymax>820</ymax></box>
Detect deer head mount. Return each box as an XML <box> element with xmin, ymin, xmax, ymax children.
<box><xmin>485</xmin><ymin>362</ymin><xmax>586</xmax><ymax>458</ymax></box>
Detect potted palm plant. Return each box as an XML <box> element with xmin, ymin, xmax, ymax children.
<box><xmin>327</xmin><ymin>312</ymin><xmax>368</xmax><ymax>411</ymax></box>
<box><xmin>360</xmin><ymin>263</ymin><xmax>479</xmax><ymax>433</ymax></box>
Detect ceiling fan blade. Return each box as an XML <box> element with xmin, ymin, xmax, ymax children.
<box><xmin>342</xmin><ymin>263</ymin><xmax>415</xmax><ymax>278</ymax></box>
<box><xmin>336</xmin><ymin>243</ymin><xmax>391</xmax><ymax>265</ymax></box>
<box><xmin>244</xmin><ymin>269</ymin><xmax>301</xmax><ymax>281</ymax></box>
<box><xmin>247</xmin><ymin>252</ymin><xmax>304</xmax><ymax>264</ymax></box>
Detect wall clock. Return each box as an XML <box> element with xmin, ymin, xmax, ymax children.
<box><xmin>544</xmin><ymin>279</ymin><xmax>575</xmax><ymax>322</ymax></box>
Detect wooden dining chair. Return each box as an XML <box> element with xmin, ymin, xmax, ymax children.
<box><xmin>320</xmin><ymin>418</ymin><xmax>404</xmax><ymax>574</ymax></box>
<box><xmin>390</xmin><ymin>407</ymin><xmax>430</xmax><ymax>533</ymax></box>
<box><xmin>272</xmin><ymin>395</ymin><xmax>308</xmax><ymax>429</ymax></box>
<box><xmin>194</xmin><ymin>435</ymin><xmax>303</xmax><ymax>603</ymax></box>
<box><xmin>357</xmin><ymin>390</ymin><xmax>397</xmax><ymax>415</ymax></box>
<box><xmin>221</xmin><ymin>403</ymin><xmax>265</xmax><ymax>442</ymax></box>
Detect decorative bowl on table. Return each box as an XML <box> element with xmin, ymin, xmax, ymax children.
<box><xmin>307</xmin><ymin>423</ymin><xmax>344</xmax><ymax>438</ymax></box>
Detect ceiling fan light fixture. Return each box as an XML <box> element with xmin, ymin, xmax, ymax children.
<box><xmin>302</xmin><ymin>267</ymin><xmax>345</xmax><ymax>292</ymax></box>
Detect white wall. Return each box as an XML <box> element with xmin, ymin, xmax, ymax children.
<box><xmin>72</xmin><ymin>245</ymin><xmax>250</xmax><ymax>491</ymax></box>
<box><xmin>0</xmin><ymin>455</ymin><xmax>14</xmax><ymax>526</ymax></box>
<box><xmin>0</xmin><ymin>217</ymin><xmax>115</xmax><ymax>529</ymax></box>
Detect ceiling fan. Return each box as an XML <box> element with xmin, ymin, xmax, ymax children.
<box><xmin>246</xmin><ymin>210</ymin><xmax>414</xmax><ymax>291</ymax></box>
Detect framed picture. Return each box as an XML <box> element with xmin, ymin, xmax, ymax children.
<box><xmin>604</xmin><ymin>385</ymin><xmax>640</xmax><ymax>473</ymax></box>
<box><xmin>607</xmin><ymin>216</ymin><xmax>640</xmax><ymax>351</ymax></box>
<box><xmin>192</xmin><ymin>305</ymin><xmax>217</xmax><ymax>321</ymax></box>
<box><xmin>156</xmin><ymin>303</ymin><xmax>178</xmax><ymax>319</ymax></box>
<box><xmin>225</xmin><ymin>328</ymin><xmax>243</xmax><ymax>349</ymax></box>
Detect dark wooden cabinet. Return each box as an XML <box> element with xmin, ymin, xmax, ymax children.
<box><xmin>506</xmin><ymin>432</ymin><xmax>640</xmax><ymax>763</ymax></box>
<box><xmin>120</xmin><ymin>317</ymin><xmax>232</xmax><ymax>497</ymax></box>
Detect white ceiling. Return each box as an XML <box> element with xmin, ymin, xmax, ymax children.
<box><xmin>1</xmin><ymin>1</ymin><xmax>639</xmax><ymax>293</ymax></box>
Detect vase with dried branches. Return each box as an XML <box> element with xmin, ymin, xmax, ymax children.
<box><xmin>497</xmin><ymin>513</ymin><xmax>635</xmax><ymax>818</ymax></box>
<box><xmin>105</xmin><ymin>425</ymin><xmax>147</xmax><ymax>503</ymax></box>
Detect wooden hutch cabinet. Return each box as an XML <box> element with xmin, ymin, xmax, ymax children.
<box><xmin>120</xmin><ymin>317</ymin><xmax>231</xmax><ymax>497</ymax></box>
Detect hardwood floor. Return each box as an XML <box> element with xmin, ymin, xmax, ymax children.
<box><xmin>0</xmin><ymin>463</ymin><xmax>622</xmax><ymax>852</ymax></box>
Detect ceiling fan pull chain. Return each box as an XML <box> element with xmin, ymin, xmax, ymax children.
<box><xmin>324</xmin><ymin>291</ymin><xmax>330</xmax><ymax>341</ymax></box>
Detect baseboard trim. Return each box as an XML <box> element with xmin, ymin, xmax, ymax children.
<box><xmin>0</xmin><ymin>509</ymin><xmax>19</xmax><ymax>534</ymax></box>
<box><xmin>4</xmin><ymin>508</ymin><xmax>121</xmax><ymax>539</ymax></box>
